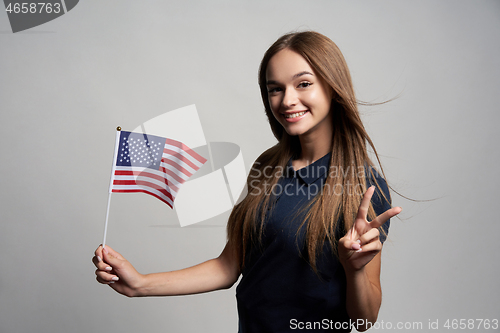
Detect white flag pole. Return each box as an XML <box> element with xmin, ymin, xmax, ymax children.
<box><xmin>102</xmin><ymin>126</ymin><xmax>122</xmax><ymax>249</ymax></box>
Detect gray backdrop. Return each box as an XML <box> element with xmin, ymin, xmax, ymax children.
<box><xmin>1</xmin><ymin>1</ymin><xmax>499</xmax><ymax>332</ymax></box>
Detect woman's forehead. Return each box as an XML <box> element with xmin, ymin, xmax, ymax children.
<box><xmin>266</xmin><ymin>49</ymin><xmax>315</xmax><ymax>82</ymax></box>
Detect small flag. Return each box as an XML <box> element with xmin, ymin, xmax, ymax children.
<box><xmin>109</xmin><ymin>130</ymin><xmax>207</xmax><ymax>208</ymax></box>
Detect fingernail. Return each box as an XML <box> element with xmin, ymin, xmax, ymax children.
<box><xmin>105</xmin><ymin>266</ymin><xmax>112</xmax><ymax>271</ymax></box>
<box><xmin>352</xmin><ymin>243</ymin><xmax>361</xmax><ymax>250</ymax></box>
<box><xmin>111</xmin><ymin>277</ymin><xmax>119</xmax><ymax>281</ymax></box>
<box><xmin>109</xmin><ymin>281</ymin><xmax>115</xmax><ymax>284</ymax></box>
<box><xmin>103</xmin><ymin>247</ymin><xmax>108</xmax><ymax>254</ymax></box>
<box><xmin>356</xmin><ymin>248</ymin><xmax>362</xmax><ymax>253</ymax></box>
<box><xmin>356</xmin><ymin>240</ymin><xmax>361</xmax><ymax>243</ymax></box>
<box><xmin>97</xmin><ymin>256</ymin><xmax>102</xmax><ymax>262</ymax></box>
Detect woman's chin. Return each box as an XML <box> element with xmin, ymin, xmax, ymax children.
<box><xmin>284</xmin><ymin>127</ymin><xmax>311</xmax><ymax>137</ymax></box>
<box><xmin>281</xmin><ymin>124</ymin><xmax>307</xmax><ymax>137</ymax></box>
<box><xmin>283</xmin><ymin>129</ymin><xmax>303</xmax><ymax>137</ymax></box>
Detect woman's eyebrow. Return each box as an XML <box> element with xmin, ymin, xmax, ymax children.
<box><xmin>266</xmin><ymin>71</ymin><xmax>314</xmax><ymax>85</ymax></box>
<box><xmin>292</xmin><ymin>71</ymin><xmax>314</xmax><ymax>79</ymax></box>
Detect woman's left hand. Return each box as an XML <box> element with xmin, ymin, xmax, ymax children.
<box><xmin>338</xmin><ymin>186</ymin><xmax>401</xmax><ymax>272</ymax></box>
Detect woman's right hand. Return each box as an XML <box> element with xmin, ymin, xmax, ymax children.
<box><xmin>92</xmin><ymin>245</ymin><xmax>145</xmax><ymax>297</ymax></box>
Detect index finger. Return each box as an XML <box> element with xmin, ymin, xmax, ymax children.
<box><xmin>93</xmin><ymin>245</ymin><xmax>105</xmax><ymax>263</ymax></box>
<box><xmin>94</xmin><ymin>245</ymin><xmax>103</xmax><ymax>258</ymax></box>
<box><xmin>356</xmin><ymin>186</ymin><xmax>375</xmax><ymax>220</ymax></box>
<box><xmin>369</xmin><ymin>206</ymin><xmax>402</xmax><ymax>229</ymax></box>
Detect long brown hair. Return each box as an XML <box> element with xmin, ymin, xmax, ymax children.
<box><xmin>226</xmin><ymin>31</ymin><xmax>389</xmax><ymax>273</ymax></box>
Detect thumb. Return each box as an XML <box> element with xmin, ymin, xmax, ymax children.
<box><xmin>102</xmin><ymin>246</ymin><xmax>126</xmax><ymax>269</ymax></box>
<box><xmin>340</xmin><ymin>237</ymin><xmax>361</xmax><ymax>252</ymax></box>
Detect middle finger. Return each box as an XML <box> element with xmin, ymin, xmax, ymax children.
<box><xmin>358</xmin><ymin>228</ymin><xmax>380</xmax><ymax>245</ymax></box>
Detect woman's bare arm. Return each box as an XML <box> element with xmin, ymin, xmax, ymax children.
<box><xmin>93</xmin><ymin>241</ymin><xmax>240</xmax><ymax>297</ymax></box>
<box><xmin>338</xmin><ymin>186</ymin><xmax>401</xmax><ymax>331</ymax></box>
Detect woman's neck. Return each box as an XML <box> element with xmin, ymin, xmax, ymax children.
<box><xmin>292</xmin><ymin>130</ymin><xmax>333</xmax><ymax>170</ymax></box>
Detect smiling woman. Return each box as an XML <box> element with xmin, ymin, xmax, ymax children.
<box><xmin>93</xmin><ymin>31</ymin><xmax>401</xmax><ymax>333</ymax></box>
<box><xmin>226</xmin><ymin>31</ymin><xmax>401</xmax><ymax>332</ymax></box>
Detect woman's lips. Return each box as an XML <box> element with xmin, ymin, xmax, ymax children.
<box><xmin>283</xmin><ymin>110</ymin><xmax>309</xmax><ymax>122</ymax></box>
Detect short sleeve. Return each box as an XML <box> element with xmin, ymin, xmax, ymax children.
<box><xmin>367</xmin><ymin>171</ymin><xmax>391</xmax><ymax>243</ymax></box>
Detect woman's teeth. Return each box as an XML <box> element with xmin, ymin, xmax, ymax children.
<box><xmin>284</xmin><ymin>111</ymin><xmax>306</xmax><ymax>119</ymax></box>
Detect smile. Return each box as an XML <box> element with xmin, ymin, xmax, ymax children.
<box><xmin>282</xmin><ymin>110</ymin><xmax>309</xmax><ymax>123</ymax></box>
<box><xmin>284</xmin><ymin>111</ymin><xmax>307</xmax><ymax>119</ymax></box>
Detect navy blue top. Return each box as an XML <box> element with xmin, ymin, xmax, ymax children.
<box><xmin>236</xmin><ymin>153</ymin><xmax>391</xmax><ymax>333</ymax></box>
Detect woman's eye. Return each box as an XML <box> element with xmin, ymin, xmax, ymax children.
<box><xmin>268</xmin><ymin>87</ymin><xmax>282</xmax><ymax>93</ymax></box>
<box><xmin>298</xmin><ymin>82</ymin><xmax>312</xmax><ymax>88</ymax></box>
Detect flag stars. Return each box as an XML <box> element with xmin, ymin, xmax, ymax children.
<box><xmin>117</xmin><ymin>133</ymin><xmax>169</xmax><ymax>168</ymax></box>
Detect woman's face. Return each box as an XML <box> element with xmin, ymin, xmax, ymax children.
<box><xmin>266</xmin><ymin>48</ymin><xmax>333</xmax><ymax>139</ymax></box>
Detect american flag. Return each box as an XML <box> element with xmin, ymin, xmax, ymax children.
<box><xmin>109</xmin><ymin>131</ymin><xmax>207</xmax><ymax>208</ymax></box>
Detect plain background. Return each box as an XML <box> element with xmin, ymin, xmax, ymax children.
<box><xmin>1</xmin><ymin>1</ymin><xmax>499</xmax><ymax>332</ymax></box>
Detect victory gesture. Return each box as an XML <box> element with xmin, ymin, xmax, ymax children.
<box><xmin>339</xmin><ymin>186</ymin><xmax>402</xmax><ymax>272</ymax></box>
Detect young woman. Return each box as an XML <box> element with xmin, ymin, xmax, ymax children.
<box><xmin>93</xmin><ymin>31</ymin><xmax>401</xmax><ymax>332</ymax></box>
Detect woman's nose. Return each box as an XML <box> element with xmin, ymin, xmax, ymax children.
<box><xmin>281</xmin><ymin>88</ymin><xmax>298</xmax><ymax>108</ymax></box>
